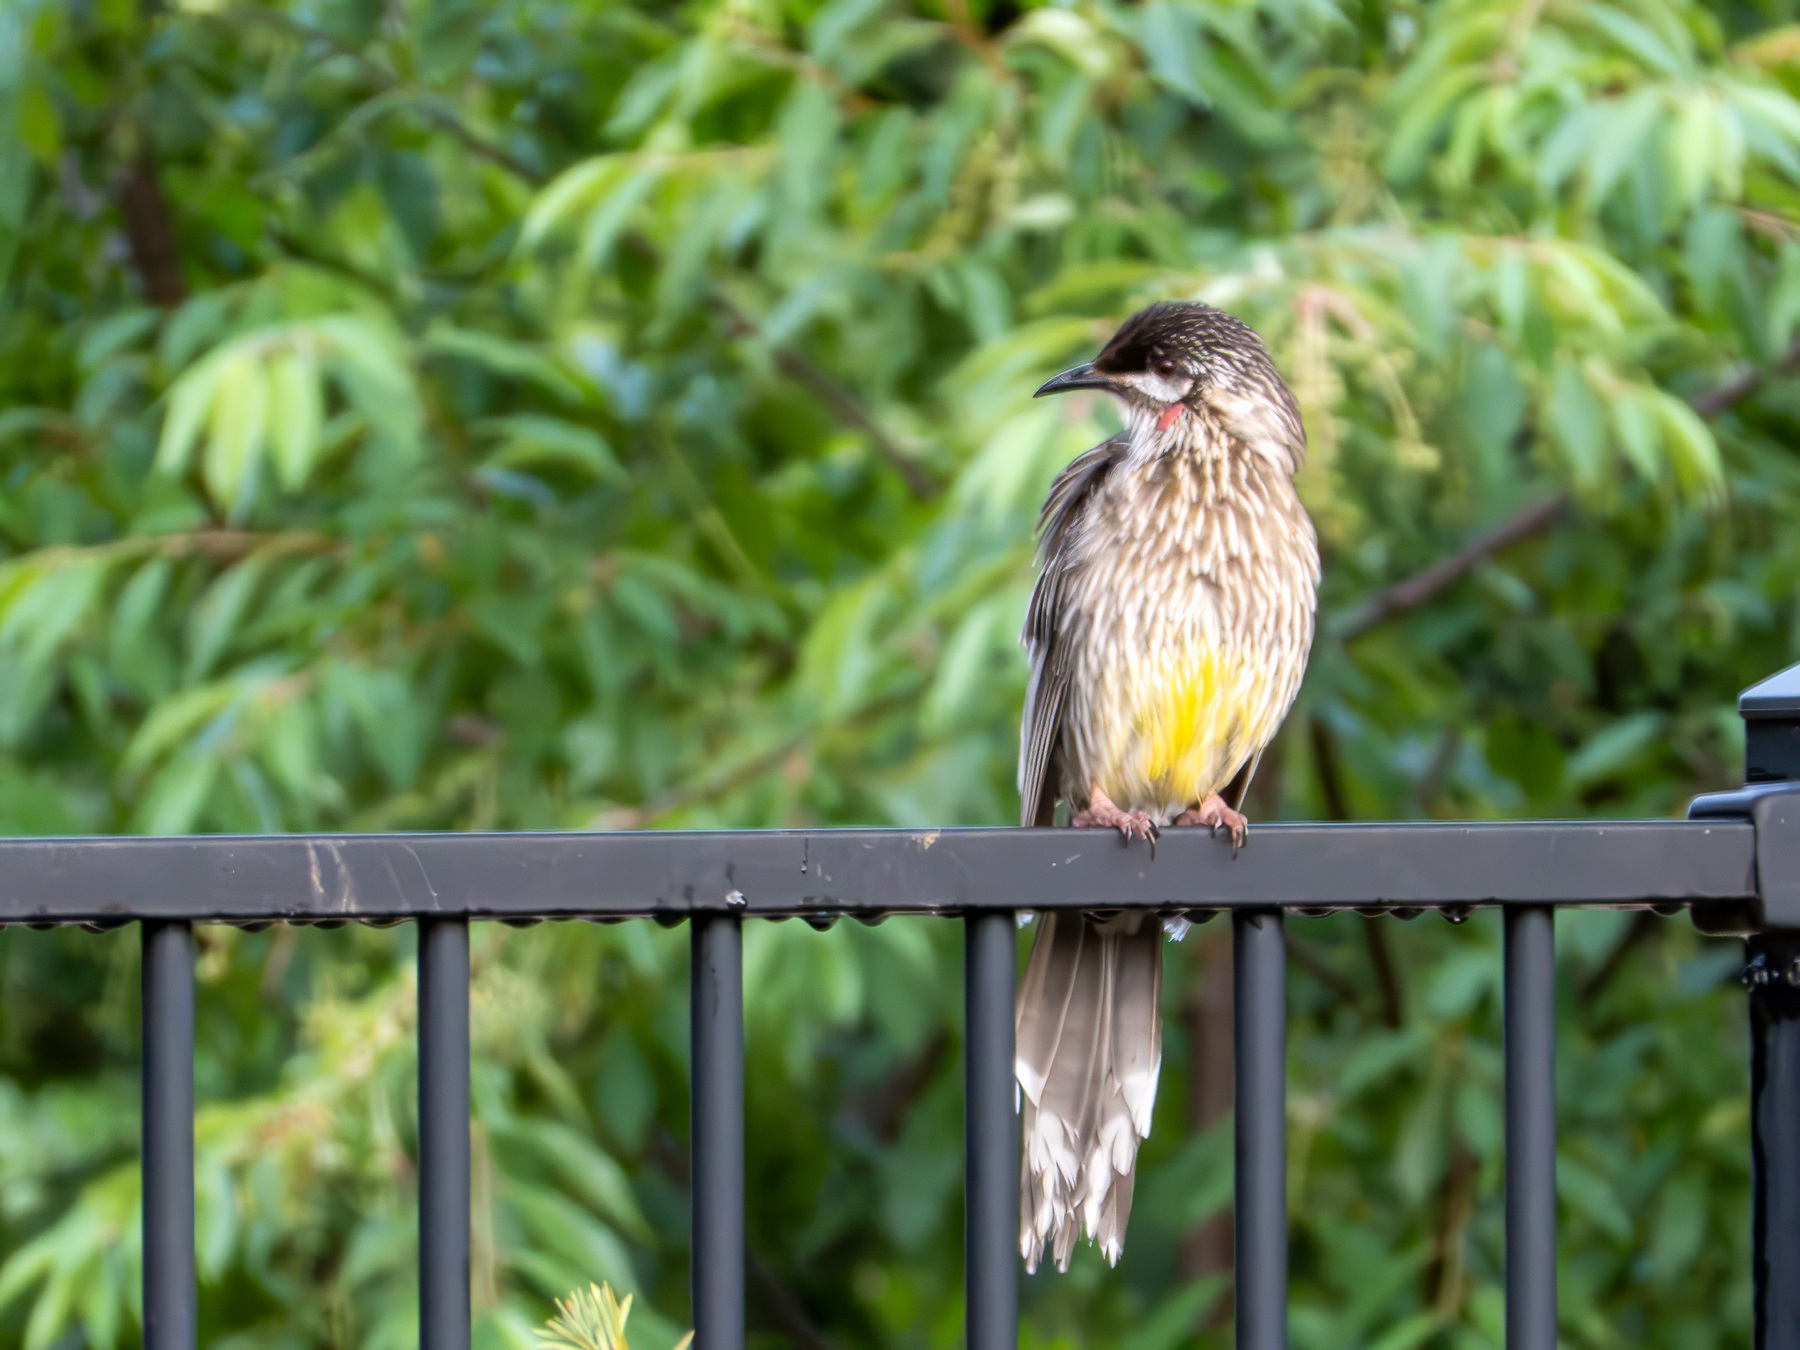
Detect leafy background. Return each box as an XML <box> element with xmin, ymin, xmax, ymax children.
<box><xmin>0</xmin><ymin>0</ymin><xmax>1789</xmax><ymax>1343</ymax></box>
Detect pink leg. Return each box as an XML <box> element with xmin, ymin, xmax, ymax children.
<box><xmin>1173</xmin><ymin>794</ymin><xmax>1248</xmax><ymax>848</ymax></box>
<box><xmin>1071</xmin><ymin>784</ymin><xmax>1157</xmax><ymax>844</ymax></box>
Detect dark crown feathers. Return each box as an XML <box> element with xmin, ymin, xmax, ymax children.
<box><xmin>1093</xmin><ymin>301</ymin><xmax>1272</xmax><ymax>384</ymax></box>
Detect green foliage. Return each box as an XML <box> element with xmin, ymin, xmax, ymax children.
<box><xmin>0</xmin><ymin>0</ymin><xmax>1794</xmax><ymax>1341</ymax></box>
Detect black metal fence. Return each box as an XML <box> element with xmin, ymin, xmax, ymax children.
<box><xmin>12</xmin><ymin>662</ymin><xmax>1800</xmax><ymax>1350</ymax></box>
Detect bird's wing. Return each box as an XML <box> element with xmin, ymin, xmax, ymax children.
<box><xmin>1220</xmin><ymin>747</ymin><xmax>1263</xmax><ymax>811</ymax></box>
<box><xmin>1018</xmin><ymin>433</ymin><xmax>1129</xmax><ymax>828</ymax></box>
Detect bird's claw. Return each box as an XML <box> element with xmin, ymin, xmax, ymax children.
<box><xmin>1072</xmin><ymin>805</ymin><xmax>1159</xmax><ymax>843</ymax></box>
<box><xmin>1174</xmin><ymin>796</ymin><xmax>1249</xmax><ymax>852</ymax></box>
<box><xmin>1072</xmin><ymin>786</ymin><xmax>1158</xmax><ymax>856</ymax></box>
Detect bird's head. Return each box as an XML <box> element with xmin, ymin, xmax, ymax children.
<box><xmin>1035</xmin><ymin>301</ymin><xmax>1305</xmax><ymax>472</ymax></box>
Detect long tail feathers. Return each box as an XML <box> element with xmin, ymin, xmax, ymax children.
<box><xmin>1015</xmin><ymin>911</ymin><xmax>1163</xmax><ymax>1273</ymax></box>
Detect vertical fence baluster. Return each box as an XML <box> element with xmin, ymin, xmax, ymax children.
<box><xmin>1748</xmin><ymin>931</ymin><xmax>1800</xmax><ymax>1350</ymax></box>
<box><xmin>1504</xmin><ymin>905</ymin><xmax>1556</xmax><ymax>1350</ymax></box>
<box><xmin>692</xmin><ymin>914</ymin><xmax>745</xmax><ymax>1350</ymax></box>
<box><xmin>419</xmin><ymin>918</ymin><xmax>471</xmax><ymax>1350</ymax></box>
<box><xmin>1234</xmin><ymin>909</ymin><xmax>1286</xmax><ymax>1350</ymax></box>
<box><xmin>143</xmin><ymin>920</ymin><xmax>196</xmax><ymax>1350</ymax></box>
<box><xmin>965</xmin><ymin>911</ymin><xmax>1018</xmax><ymax>1350</ymax></box>
<box><xmin>1736</xmin><ymin>656</ymin><xmax>1800</xmax><ymax>1350</ymax></box>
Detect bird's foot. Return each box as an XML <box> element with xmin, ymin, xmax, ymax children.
<box><xmin>1174</xmin><ymin>795</ymin><xmax>1248</xmax><ymax>849</ymax></box>
<box><xmin>1072</xmin><ymin>786</ymin><xmax>1158</xmax><ymax>848</ymax></box>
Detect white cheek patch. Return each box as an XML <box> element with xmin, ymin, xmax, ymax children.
<box><xmin>1118</xmin><ymin>370</ymin><xmax>1194</xmax><ymax>404</ymax></box>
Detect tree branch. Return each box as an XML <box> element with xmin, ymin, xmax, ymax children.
<box><xmin>1285</xmin><ymin>932</ymin><xmax>1365</xmax><ymax>1005</ymax></box>
<box><xmin>1576</xmin><ymin>909</ymin><xmax>1662</xmax><ymax>1008</ymax></box>
<box><xmin>1426</xmin><ymin>1135</ymin><xmax>1477</xmax><ymax>1316</ymax></box>
<box><xmin>711</xmin><ymin>290</ymin><xmax>942</xmax><ymax>501</ymax></box>
<box><xmin>117</xmin><ymin>145</ymin><xmax>186</xmax><ymax>307</ymax></box>
<box><xmin>1687</xmin><ymin>332</ymin><xmax>1800</xmax><ymax>420</ymax></box>
<box><xmin>217</xmin><ymin>9</ymin><xmax>545</xmax><ymax>184</ymax></box>
<box><xmin>1334</xmin><ymin>332</ymin><xmax>1800</xmax><ymax>640</ymax></box>
<box><xmin>1363</xmin><ymin>916</ymin><xmax>1404</xmax><ymax>1028</ymax></box>
<box><xmin>1333</xmin><ymin>494</ymin><xmax>1570</xmax><ymax>640</ymax></box>
<box><xmin>15</xmin><ymin>529</ymin><xmax>340</xmax><ymax>575</ymax></box>
<box><xmin>270</xmin><ymin>224</ymin><xmax>405</xmax><ymax>301</ymax></box>
<box><xmin>771</xmin><ymin>346</ymin><xmax>943</xmax><ymax>501</ymax></box>
<box><xmin>1308</xmin><ymin>716</ymin><xmax>1352</xmax><ymax>821</ymax></box>
<box><xmin>412</xmin><ymin>97</ymin><xmax>545</xmax><ymax>184</ymax></box>
<box><xmin>643</xmin><ymin>1128</ymin><xmax>841</xmax><ymax>1350</ymax></box>
<box><xmin>589</xmin><ymin>732</ymin><xmax>808</xmax><ymax>830</ymax></box>
<box><xmin>850</xmin><ymin>1030</ymin><xmax>952</xmax><ymax>1141</ymax></box>
<box><xmin>747</xmin><ymin>1250</ymin><xmax>841</xmax><ymax>1350</ymax></box>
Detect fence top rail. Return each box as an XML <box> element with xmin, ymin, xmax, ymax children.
<box><xmin>0</xmin><ymin>820</ymin><xmax>1755</xmax><ymax>926</ymax></box>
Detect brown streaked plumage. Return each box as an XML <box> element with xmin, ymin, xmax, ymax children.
<box><xmin>1015</xmin><ymin>301</ymin><xmax>1320</xmax><ymax>1273</ymax></box>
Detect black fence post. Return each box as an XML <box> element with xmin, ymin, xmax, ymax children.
<box><xmin>419</xmin><ymin>918</ymin><xmax>471</xmax><ymax>1350</ymax></box>
<box><xmin>1234</xmin><ymin>909</ymin><xmax>1286</xmax><ymax>1350</ymax></box>
<box><xmin>1730</xmin><ymin>662</ymin><xmax>1800</xmax><ymax>1350</ymax></box>
<box><xmin>691</xmin><ymin>913</ymin><xmax>745</xmax><ymax>1350</ymax></box>
<box><xmin>1504</xmin><ymin>906</ymin><xmax>1556</xmax><ymax>1350</ymax></box>
<box><xmin>965</xmin><ymin>910</ymin><xmax>1018</xmax><ymax>1350</ymax></box>
<box><xmin>1748</xmin><ymin>932</ymin><xmax>1800</xmax><ymax>1350</ymax></box>
<box><xmin>142</xmin><ymin>920</ymin><xmax>196</xmax><ymax>1350</ymax></box>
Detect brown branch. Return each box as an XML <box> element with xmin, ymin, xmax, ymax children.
<box><xmin>590</xmin><ymin>731</ymin><xmax>808</xmax><ymax>830</ymax></box>
<box><xmin>772</xmin><ymin>347</ymin><xmax>943</xmax><ymax>500</ymax></box>
<box><xmin>1286</xmin><ymin>931</ymin><xmax>1365</xmax><ymax>1005</ymax></box>
<box><xmin>1687</xmin><ymin>332</ymin><xmax>1800</xmax><ymax>420</ymax></box>
<box><xmin>13</xmin><ymin>529</ymin><xmax>340</xmax><ymax>575</ymax></box>
<box><xmin>218</xmin><ymin>8</ymin><xmax>545</xmax><ymax>184</ymax></box>
<box><xmin>446</xmin><ymin>715</ymin><xmax>503</xmax><ymax>747</ymax></box>
<box><xmin>1576</xmin><ymin>909</ymin><xmax>1662</xmax><ymax>1008</ymax></box>
<box><xmin>1334</xmin><ymin>493</ymin><xmax>1570</xmax><ymax>640</ymax></box>
<box><xmin>117</xmin><ymin>145</ymin><xmax>186</xmax><ymax>307</ymax></box>
<box><xmin>712</xmin><ymin>291</ymin><xmax>942</xmax><ymax>501</ymax></box>
<box><xmin>1304</xmin><ymin>711</ymin><xmax>1405</xmax><ymax>1024</ymax></box>
<box><xmin>1426</xmin><ymin>1136</ymin><xmax>1477</xmax><ymax>1316</ymax></box>
<box><xmin>597</xmin><ymin>697</ymin><xmax>876</xmax><ymax>827</ymax></box>
<box><xmin>589</xmin><ymin>690</ymin><xmax>915</xmax><ymax>830</ymax></box>
<box><xmin>643</xmin><ymin>1127</ymin><xmax>839</xmax><ymax>1350</ymax></box>
<box><xmin>270</xmin><ymin>225</ymin><xmax>402</xmax><ymax>301</ymax></box>
<box><xmin>258</xmin><ymin>923</ymin><xmax>299</xmax><ymax>1003</ymax></box>
<box><xmin>163</xmin><ymin>527</ymin><xmax>341</xmax><ymax>560</ymax></box>
<box><xmin>413</xmin><ymin>99</ymin><xmax>545</xmax><ymax>184</ymax></box>
<box><xmin>1336</xmin><ymin>332</ymin><xmax>1800</xmax><ymax>641</ymax></box>
<box><xmin>599</xmin><ymin>245</ymin><xmax>940</xmax><ymax>504</ymax></box>
<box><xmin>1363</xmin><ymin>916</ymin><xmax>1404</xmax><ymax>1027</ymax></box>
<box><xmin>1308</xmin><ymin>716</ymin><xmax>1352</xmax><ymax>822</ymax></box>
<box><xmin>747</xmin><ymin>1250</ymin><xmax>840</xmax><ymax>1350</ymax></box>
<box><xmin>1413</xmin><ymin>725</ymin><xmax>1460</xmax><ymax>814</ymax></box>
<box><xmin>850</xmin><ymin>1030</ymin><xmax>952</xmax><ymax>1141</ymax></box>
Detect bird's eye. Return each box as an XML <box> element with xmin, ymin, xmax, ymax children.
<box><xmin>1152</xmin><ymin>359</ymin><xmax>1179</xmax><ymax>381</ymax></box>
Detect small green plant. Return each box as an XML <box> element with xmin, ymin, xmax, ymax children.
<box><xmin>537</xmin><ymin>1282</ymin><xmax>694</xmax><ymax>1350</ymax></box>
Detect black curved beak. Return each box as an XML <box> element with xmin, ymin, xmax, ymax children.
<box><xmin>1034</xmin><ymin>362</ymin><xmax>1115</xmax><ymax>398</ymax></box>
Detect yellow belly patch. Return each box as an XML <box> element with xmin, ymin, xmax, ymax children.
<box><xmin>1097</xmin><ymin>647</ymin><xmax>1274</xmax><ymax>813</ymax></box>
